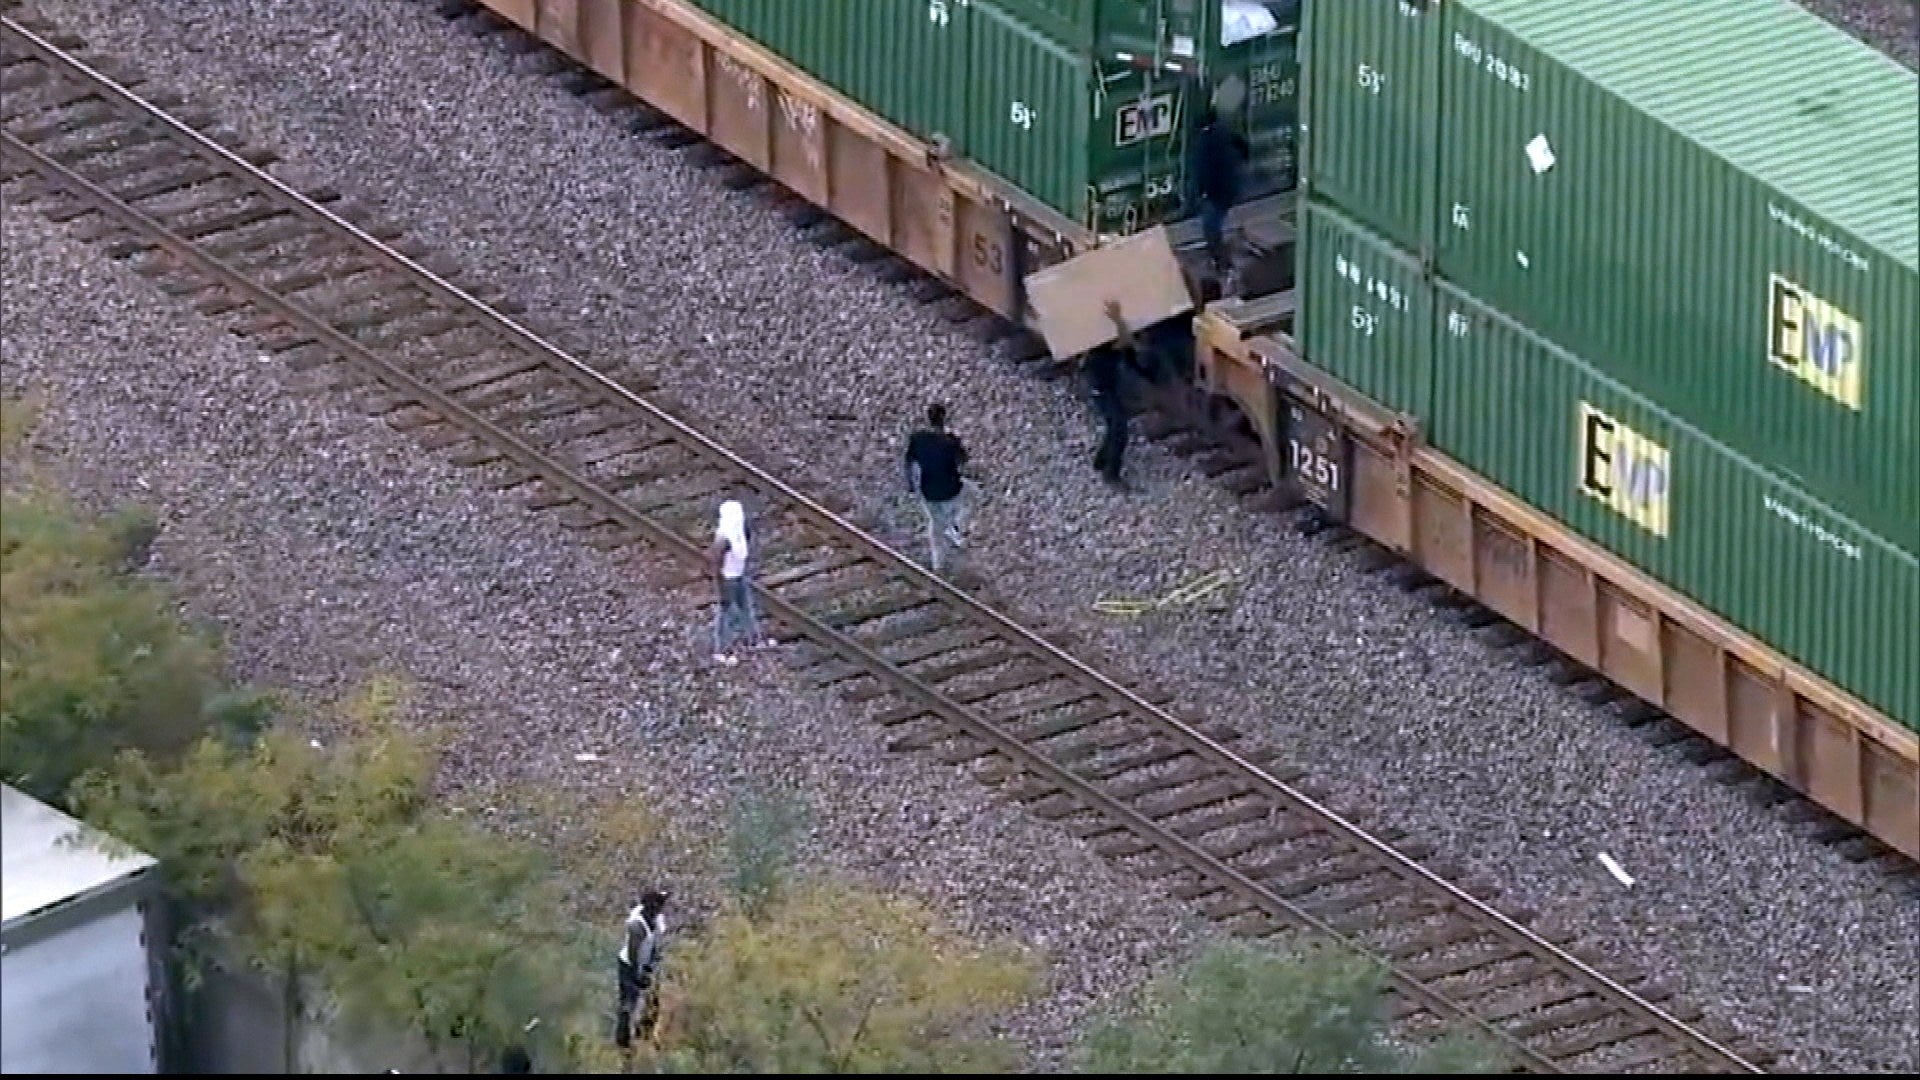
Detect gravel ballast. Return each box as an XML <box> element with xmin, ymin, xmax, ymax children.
<box><xmin>13</xmin><ymin>0</ymin><xmax>1920</xmax><ymax>1071</ymax></box>
<box><xmin>0</xmin><ymin>203</ymin><xmax>1216</xmax><ymax>1070</ymax></box>
<box><xmin>1799</xmin><ymin>0</ymin><xmax>1917</xmax><ymax>68</ymax></box>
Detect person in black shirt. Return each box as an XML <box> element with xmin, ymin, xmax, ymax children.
<box><xmin>903</xmin><ymin>403</ymin><xmax>970</xmax><ymax>573</ymax></box>
<box><xmin>1085</xmin><ymin>300</ymin><xmax>1142</xmax><ymax>491</ymax></box>
<box><xmin>1191</xmin><ymin>104</ymin><xmax>1251</xmax><ymax>294</ymax></box>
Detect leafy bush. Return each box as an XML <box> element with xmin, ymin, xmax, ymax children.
<box><xmin>71</xmin><ymin>682</ymin><xmax>605</xmax><ymax>1072</ymax></box>
<box><xmin>1079</xmin><ymin>939</ymin><xmax>1497</xmax><ymax>1074</ymax></box>
<box><xmin>652</xmin><ymin>879</ymin><xmax>1038</xmax><ymax>1074</ymax></box>
<box><xmin>2</xmin><ymin>403</ymin><xmax>265</xmax><ymax>803</ymax></box>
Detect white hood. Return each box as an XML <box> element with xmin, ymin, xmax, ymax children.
<box><xmin>716</xmin><ymin>500</ymin><xmax>747</xmax><ymax>555</ymax></box>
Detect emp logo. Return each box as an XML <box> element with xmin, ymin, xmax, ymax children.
<box><xmin>1115</xmin><ymin>94</ymin><xmax>1175</xmax><ymax>146</ymax></box>
<box><xmin>1579</xmin><ymin>403</ymin><xmax>1670</xmax><ymax>537</ymax></box>
<box><xmin>1768</xmin><ymin>274</ymin><xmax>1862</xmax><ymax>409</ymax></box>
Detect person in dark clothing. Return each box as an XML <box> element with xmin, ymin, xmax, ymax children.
<box><xmin>903</xmin><ymin>404</ymin><xmax>970</xmax><ymax>572</ymax></box>
<box><xmin>1086</xmin><ymin>300</ymin><xmax>1144</xmax><ymax>490</ymax></box>
<box><xmin>614</xmin><ymin>891</ymin><xmax>668</xmax><ymax>1052</ymax></box>
<box><xmin>1191</xmin><ymin>104</ymin><xmax>1251</xmax><ymax>292</ymax></box>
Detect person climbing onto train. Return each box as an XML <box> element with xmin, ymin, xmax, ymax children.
<box><xmin>903</xmin><ymin>403</ymin><xmax>969</xmax><ymax>573</ymax></box>
<box><xmin>613</xmin><ymin>890</ymin><xmax>669</xmax><ymax>1052</ymax></box>
<box><xmin>707</xmin><ymin>499</ymin><xmax>768</xmax><ymax>665</ymax></box>
<box><xmin>1085</xmin><ymin>300</ymin><xmax>1140</xmax><ymax>492</ymax></box>
<box><xmin>1191</xmin><ymin>103</ymin><xmax>1251</xmax><ymax>296</ymax></box>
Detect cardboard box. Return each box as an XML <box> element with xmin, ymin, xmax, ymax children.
<box><xmin>1023</xmin><ymin>226</ymin><xmax>1195</xmax><ymax>359</ymax></box>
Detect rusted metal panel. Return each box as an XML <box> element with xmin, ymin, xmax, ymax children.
<box><xmin>1597</xmin><ymin>586</ymin><xmax>1661</xmax><ymax>706</ymax></box>
<box><xmin>1727</xmin><ymin>663</ymin><xmax>1784</xmax><ymax>776</ymax></box>
<box><xmin>1804</xmin><ymin>707</ymin><xmax>1865</xmax><ymax>822</ymax></box>
<box><xmin>624</xmin><ymin>1</ymin><xmax>706</xmax><ymax>131</ymax></box>
<box><xmin>954</xmin><ymin>195</ymin><xmax>1020</xmax><ymax>318</ymax></box>
<box><xmin>826</xmin><ymin>124</ymin><xmax>891</xmax><ymax>245</ymax></box>
<box><xmin>706</xmin><ymin>48</ymin><xmax>772</xmax><ymax>171</ymax></box>
<box><xmin>578</xmin><ymin>0</ymin><xmax>625</xmax><ymax>80</ymax></box>
<box><xmin>536</xmin><ymin>0</ymin><xmax>581</xmax><ymax>59</ymax></box>
<box><xmin>1538</xmin><ymin>552</ymin><xmax>1599</xmax><ymax>670</ymax></box>
<box><xmin>1664</xmin><ymin>625</ymin><xmax>1728</xmax><ymax>745</ymax></box>
<box><xmin>1472</xmin><ymin>515</ymin><xmax>1535</xmax><ymax>633</ymax></box>
<box><xmin>1346</xmin><ymin>439</ymin><xmax>1406</xmax><ymax>554</ymax></box>
<box><xmin>1410</xmin><ymin>476</ymin><xmax>1471</xmax><ymax>595</ymax></box>
<box><xmin>489</xmin><ymin>0</ymin><xmax>537</xmax><ymax>31</ymax></box>
<box><xmin>1863</xmin><ymin>748</ymin><xmax>1919</xmax><ymax>858</ymax></box>
<box><xmin>768</xmin><ymin>87</ymin><xmax>829</xmax><ymax>205</ymax></box>
<box><xmin>891</xmin><ymin>167</ymin><xmax>957</xmax><ymax>281</ymax></box>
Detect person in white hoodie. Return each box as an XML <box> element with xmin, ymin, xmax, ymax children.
<box><xmin>613</xmin><ymin>890</ymin><xmax>668</xmax><ymax>1050</ymax></box>
<box><xmin>707</xmin><ymin>499</ymin><xmax>765</xmax><ymax>665</ymax></box>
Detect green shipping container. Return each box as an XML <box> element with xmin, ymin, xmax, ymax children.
<box><xmin>1294</xmin><ymin>198</ymin><xmax>1432</xmax><ymax>418</ymax></box>
<box><xmin>989</xmin><ymin>1</ymin><xmax>1301</xmax><ymax>69</ymax></box>
<box><xmin>838</xmin><ymin>0</ymin><xmax>973</xmax><ymax>144</ymax></box>
<box><xmin>681</xmin><ymin>1</ymin><xmax>1299</xmax><ymax>233</ymax></box>
<box><xmin>1303</xmin><ymin>0</ymin><xmax>1920</xmax><ymax>553</ymax></box>
<box><xmin>1298</xmin><ymin>0</ymin><xmax>1438</xmax><ymax>253</ymax></box>
<box><xmin>1429</xmin><ymin>283</ymin><xmax>1919</xmax><ymax>731</ymax></box>
<box><xmin>1217</xmin><ymin>5</ymin><xmax>1300</xmax><ymax>201</ymax></box>
<box><xmin>686</xmin><ymin>1</ymin><xmax>838</xmax><ymax>85</ymax></box>
<box><xmin>962</xmin><ymin>2</ymin><xmax>1296</xmax><ymax>231</ymax></box>
<box><xmin>989</xmin><ymin>0</ymin><xmax>1200</xmax><ymax>57</ymax></box>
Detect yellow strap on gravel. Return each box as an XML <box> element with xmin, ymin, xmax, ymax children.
<box><xmin>1094</xmin><ymin>570</ymin><xmax>1229</xmax><ymax>616</ymax></box>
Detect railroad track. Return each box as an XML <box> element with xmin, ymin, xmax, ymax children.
<box><xmin>1</xmin><ymin>15</ymin><xmax>1775</xmax><ymax>1073</ymax></box>
<box><xmin>431</xmin><ymin>0</ymin><xmax>1920</xmax><ymax>876</ymax></box>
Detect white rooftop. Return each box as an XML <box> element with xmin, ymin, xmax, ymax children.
<box><xmin>2</xmin><ymin>784</ymin><xmax>155</xmax><ymax>929</ymax></box>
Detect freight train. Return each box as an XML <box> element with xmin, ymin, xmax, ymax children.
<box><xmin>461</xmin><ymin>0</ymin><xmax>1918</xmax><ymax>859</ymax></box>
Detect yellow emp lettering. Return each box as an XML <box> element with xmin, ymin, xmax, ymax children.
<box><xmin>1767</xmin><ymin>274</ymin><xmax>1863</xmax><ymax>410</ymax></box>
<box><xmin>1578</xmin><ymin>403</ymin><xmax>1671</xmax><ymax>537</ymax></box>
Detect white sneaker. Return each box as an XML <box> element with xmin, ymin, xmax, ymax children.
<box><xmin>946</xmin><ymin>526</ymin><xmax>965</xmax><ymax>549</ymax></box>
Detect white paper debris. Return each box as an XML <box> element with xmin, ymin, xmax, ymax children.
<box><xmin>573</xmin><ymin>752</ymin><xmax>603</xmax><ymax>763</ymax></box>
<box><xmin>1525</xmin><ymin>133</ymin><xmax>1557</xmax><ymax>174</ymax></box>
<box><xmin>1515</xmin><ymin>250</ymin><xmax>1531</xmax><ymax>269</ymax></box>
<box><xmin>1597</xmin><ymin>851</ymin><xmax>1636</xmax><ymax>887</ymax></box>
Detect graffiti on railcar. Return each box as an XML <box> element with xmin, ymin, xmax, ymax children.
<box><xmin>776</xmin><ymin>90</ymin><xmax>823</xmax><ymax>170</ymax></box>
<box><xmin>714</xmin><ymin>51</ymin><xmax>763</xmax><ymax>112</ymax></box>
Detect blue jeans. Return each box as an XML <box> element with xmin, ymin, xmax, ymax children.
<box><xmin>712</xmin><ymin>577</ymin><xmax>759</xmax><ymax>653</ymax></box>
<box><xmin>921</xmin><ymin>494</ymin><xmax>964</xmax><ymax>572</ymax></box>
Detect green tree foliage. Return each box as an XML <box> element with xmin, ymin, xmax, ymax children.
<box><xmin>652</xmin><ymin>880</ymin><xmax>1039</xmax><ymax>1074</ymax></box>
<box><xmin>1</xmin><ymin>401</ymin><xmax>266</xmax><ymax>803</ymax></box>
<box><xmin>71</xmin><ymin>681</ymin><xmax>606</xmax><ymax>1072</ymax></box>
<box><xmin>1080</xmin><ymin>939</ymin><xmax>1498</xmax><ymax>1074</ymax></box>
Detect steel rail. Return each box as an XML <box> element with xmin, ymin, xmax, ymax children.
<box><xmin>0</xmin><ymin>17</ymin><xmax>1764</xmax><ymax>1072</ymax></box>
